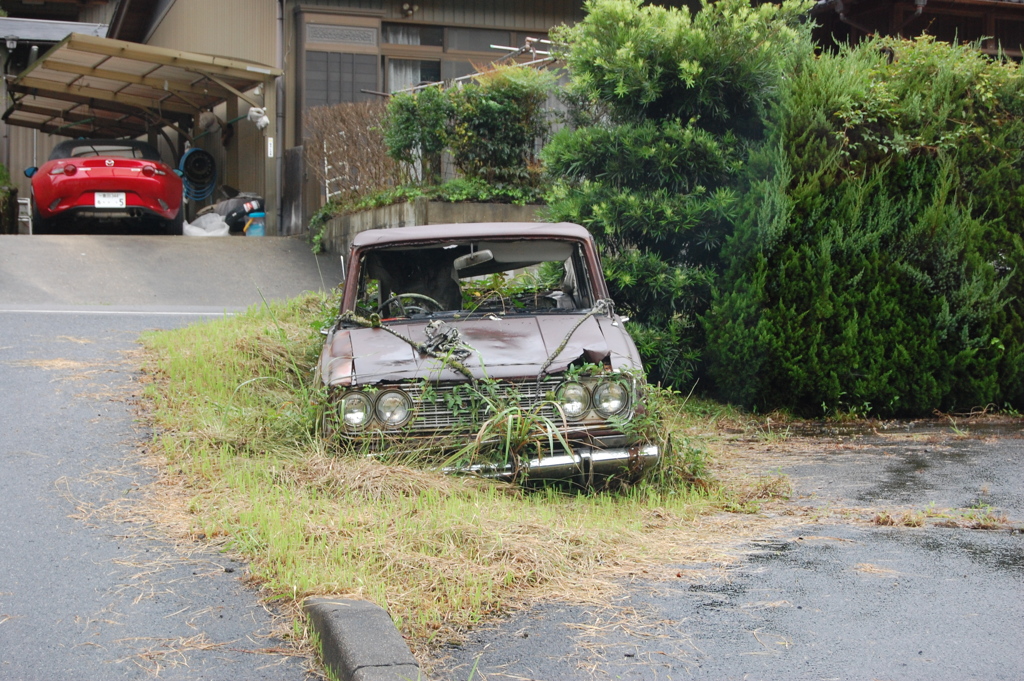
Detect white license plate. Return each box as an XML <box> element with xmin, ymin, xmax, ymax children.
<box><xmin>95</xmin><ymin>192</ymin><xmax>126</xmax><ymax>208</ymax></box>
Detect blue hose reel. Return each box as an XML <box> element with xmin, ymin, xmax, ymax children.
<box><xmin>179</xmin><ymin>148</ymin><xmax>217</xmax><ymax>201</ymax></box>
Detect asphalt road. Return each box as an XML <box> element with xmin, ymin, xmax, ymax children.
<box><xmin>5</xmin><ymin>234</ymin><xmax>1022</xmax><ymax>681</ymax></box>
<box><xmin>436</xmin><ymin>424</ymin><xmax>1024</xmax><ymax>680</ymax></box>
<box><xmin>0</xmin><ymin>234</ymin><xmax>343</xmax><ymax>679</ymax></box>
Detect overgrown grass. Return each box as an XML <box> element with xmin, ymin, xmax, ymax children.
<box><xmin>140</xmin><ymin>294</ymin><xmax>747</xmax><ymax>649</ymax></box>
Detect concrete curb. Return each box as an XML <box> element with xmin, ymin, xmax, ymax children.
<box><xmin>304</xmin><ymin>597</ymin><xmax>421</xmax><ymax>681</ymax></box>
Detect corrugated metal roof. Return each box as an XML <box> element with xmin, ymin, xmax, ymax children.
<box><xmin>0</xmin><ymin>17</ymin><xmax>106</xmax><ymax>43</ymax></box>
<box><xmin>2</xmin><ymin>32</ymin><xmax>281</xmax><ymax>139</ymax></box>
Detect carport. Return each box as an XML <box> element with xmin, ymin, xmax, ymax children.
<box><xmin>2</xmin><ymin>32</ymin><xmax>283</xmax><ymax>231</ymax></box>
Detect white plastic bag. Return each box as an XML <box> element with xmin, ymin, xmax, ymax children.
<box><xmin>183</xmin><ymin>212</ymin><xmax>230</xmax><ymax>237</ymax></box>
<box><xmin>247</xmin><ymin>106</ymin><xmax>270</xmax><ymax>131</ymax></box>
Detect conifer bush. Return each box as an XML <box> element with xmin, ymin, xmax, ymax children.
<box><xmin>705</xmin><ymin>36</ymin><xmax>1024</xmax><ymax>415</ymax></box>
<box><xmin>545</xmin><ymin>0</ymin><xmax>813</xmax><ymax>386</ymax></box>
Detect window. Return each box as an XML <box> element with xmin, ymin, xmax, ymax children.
<box><xmin>447</xmin><ymin>28</ymin><xmax>511</xmax><ymax>53</ymax></box>
<box><xmin>382</xmin><ymin>23</ymin><xmax>444</xmax><ymax>47</ymax></box>
<box><xmin>303</xmin><ymin>18</ymin><xmax>546</xmax><ymax>111</ymax></box>
<box><xmin>305</xmin><ymin>51</ymin><xmax>378</xmax><ymax>106</ymax></box>
<box><xmin>441</xmin><ymin>61</ymin><xmax>475</xmax><ymax>81</ymax></box>
<box><xmin>387</xmin><ymin>59</ymin><xmax>441</xmax><ymax>92</ymax></box>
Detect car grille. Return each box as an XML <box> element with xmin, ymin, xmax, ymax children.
<box><xmin>390</xmin><ymin>378</ymin><xmax>564</xmax><ymax>432</ymax></box>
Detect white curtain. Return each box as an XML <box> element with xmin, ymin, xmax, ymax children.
<box><xmin>387</xmin><ymin>59</ymin><xmax>422</xmax><ymax>93</ymax></box>
<box><xmin>384</xmin><ymin>25</ymin><xmax>421</xmax><ymax>45</ymax></box>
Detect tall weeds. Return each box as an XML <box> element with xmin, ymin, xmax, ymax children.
<box><xmin>140</xmin><ymin>295</ymin><xmax>729</xmax><ymax>648</ymax></box>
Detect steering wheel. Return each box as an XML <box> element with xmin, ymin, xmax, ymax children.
<box><xmin>378</xmin><ymin>293</ymin><xmax>444</xmax><ymax>316</ymax></box>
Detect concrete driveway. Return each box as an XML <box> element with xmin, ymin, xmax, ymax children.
<box><xmin>0</xmin><ymin>234</ymin><xmax>343</xmax><ymax>310</ymax></box>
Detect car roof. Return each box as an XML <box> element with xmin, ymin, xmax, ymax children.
<box><xmin>350</xmin><ymin>222</ymin><xmax>596</xmax><ymax>249</ymax></box>
<box><xmin>48</xmin><ymin>138</ymin><xmax>161</xmax><ymax>162</ymax></box>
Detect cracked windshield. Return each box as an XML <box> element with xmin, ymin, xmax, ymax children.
<box><xmin>353</xmin><ymin>239</ymin><xmax>591</xmax><ymax>319</ymax></box>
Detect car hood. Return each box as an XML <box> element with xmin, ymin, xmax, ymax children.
<box><xmin>320</xmin><ymin>313</ymin><xmax>642</xmax><ymax>387</ymax></box>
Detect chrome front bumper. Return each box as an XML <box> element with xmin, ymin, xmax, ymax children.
<box><xmin>466</xmin><ymin>443</ymin><xmax>661</xmax><ymax>483</ymax></box>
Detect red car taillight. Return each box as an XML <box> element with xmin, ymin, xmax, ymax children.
<box><xmin>142</xmin><ymin>165</ymin><xmax>155</xmax><ymax>177</ymax></box>
<box><xmin>64</xmin><ymin>164</ymin><xmax>77</xmax><ymax>176</ymax></box>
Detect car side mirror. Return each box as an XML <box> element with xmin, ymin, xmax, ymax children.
<box><xmin>24</xmin><ymin>167</ymin><xmax>37</xmax><ymax>178</ymax></box>
<box><xmin>454</xmin><ymin>249</ymin><xmax>494</xmax><ymax>271</ymax></box>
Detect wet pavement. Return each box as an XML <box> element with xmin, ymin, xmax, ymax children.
<box><xmin>0</xmin><ymin>311</ymin><xmax>311</xmax><ymax>680</ymax></box>
<box><xmin>435</xmin><ymin>422</ymin><xmax>1024</xmax><ymax>680</ymax></box>
<box><xmin>0</xmin><ymin>235</ymin><xmax>341</xmax><ymax>679</ymax></box>
<box><xmin>774</xmin><ymin>422</ymin><xmax>1024</xmax><ymax>517</ymax></box>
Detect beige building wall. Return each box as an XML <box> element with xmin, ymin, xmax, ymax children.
<box><xmin>143</xmin><ymin>0</ymin><xmax>282</xmax><ymax>209</ymax></box>
<box><xmin>228</xmin><ymin>96</ymin><xmax>271</xmax><ymax>197</ymax></box>
<box><xmin>144</xmin><ymin>0</ymin><xmax>278</xmax><ymax>67</ymax></box>
<box><xmin>79</xmin><ymin>2</ymin><xmax>118</xmax><ymax>26</ymax></box>
<box><xmin>6</xmin><ymin>126</ymin><xmax>62</xmax><ymax>201</ymax></box>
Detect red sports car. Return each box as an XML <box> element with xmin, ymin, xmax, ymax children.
<box><xmin>25</xmin><ymin>139</ymin><xmax>184</xmax><ymax>235</ymax></box>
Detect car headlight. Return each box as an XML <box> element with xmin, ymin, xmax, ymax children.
<box><xmin>339</xmin><ymin>392</ymin><xmax>373</xmax><ymax>429</ymax></box>
<box><xmin>375</xmin><ymin>389</ymin><xmax>413</xmax><ymax>427</ymax></box>
<box><xmin>593</xmin><ymin>381</ymin><xmax>628</xmax><ymax>417</ymax></box>
<box><xmin>558</xmin><ymin>381</ymin><xmax>590</xmax><ymax>420</ymax></box>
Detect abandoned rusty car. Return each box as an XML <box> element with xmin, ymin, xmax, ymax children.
<box><xmin>318</xmin><ymin>222</ymin><xmax>659</xmax><ymax>484</ymax></box>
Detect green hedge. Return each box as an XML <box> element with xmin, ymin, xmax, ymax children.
<box><xmin>705</xmin><ymin>36</ymin><xmax>1024</xmax><ymax>415</ymax></box>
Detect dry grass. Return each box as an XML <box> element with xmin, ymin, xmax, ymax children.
<box><xmin>566</xmin><ymin>604</ymin><xmax>689</xmax><ymax>675</ymax></box>
<box><xmin>854</xmin><ymin>562</ymin><xmax>901</xmax><ymax>576</ymax></box>
<box><xmin>109</xmin><ymin>630</ymin><xmax>310</xmax><ymax>677</ymax></box>
<box><xmin>131</xmin><ymin>294</ymin><xmax>823</xmax><ymax>664</ymax></box>
<box><xmin>730</xmin><ymin>472</ymin><xmax>793</xmax><ymax>507</ymax></box>
<box><xmin>938</xmin><ymin>506</ymin><xmax>1012</xmax><ymax>530</ymax></box>
<box><xmin>129</xmin><ymin>293</ymin><xmax>1022</xmax><ymax>675</ymax></box>
<box><xmin>873</xmin><ymin>510</ymin><xmax>925</xmax><ymax>527</ymax></box>
<box><xmin>304</xmin><ymin>101</ymin><xmax>404</xmax><ymax>204</ymax></box>
<box><xmin>113</xmin><ymin>633</ymin><xmax>225</xmax><ymax>675</ymax></box>
<box><xmin>56</xmin><ymin>335</ymin><xmax>94</xmax><ymax>344</ymax></box>
<box><xmin>11</xmin><ymin>357</ymin><xmax>106</xmax><ymax>374</ymax></box>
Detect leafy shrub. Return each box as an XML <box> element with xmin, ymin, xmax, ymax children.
<box><xmin>446</xmin><ymin>65</ymin><xmax>555</xmax><ymax>185</ymax></box>
<box><xmin>433</xmin><ymin>177</ymin><xmax>543</xmax><ymax>205</ymax></box>
<box><xmin>383</xmin><ymin>63</ymin><xmax>555</xmax><ymax>188</ymax></box>
<box><xmin>382</xmin><ymin>86</ymin><xmax>450</xmax><ymax>185</ymax></box>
